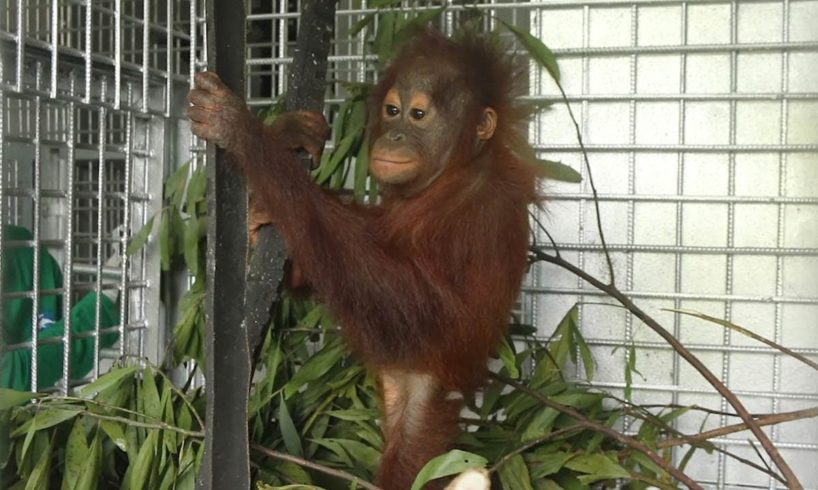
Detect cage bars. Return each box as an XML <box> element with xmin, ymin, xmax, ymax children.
<box><xmin>60</xmin><ymin>72</ymin><xmax>76</xmax><ymax>395</ymax></box>
<box><xmin>1</xmin><ymin>0</ymin><xmax>189</xmax><ymax>393</ymax></box>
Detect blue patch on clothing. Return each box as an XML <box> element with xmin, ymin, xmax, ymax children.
<box><xmin>37</xmin><ymin>312</ymin><xmax>57</xmax><ymax>331</ymax></box>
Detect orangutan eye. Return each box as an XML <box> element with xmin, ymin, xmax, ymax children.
<box><xmin>410</xmin><ymin>108</ymin><xmax>426</xmax><ymax>120</ymax></box>
<box><xmin>385</xmin><ymin>104</ymin><xmax>400</xmax><ymax>117</ymax></box>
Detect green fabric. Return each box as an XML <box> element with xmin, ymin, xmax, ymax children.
<box><xmin>2</xmin><ymin>225</ymin><xmax>63</xmax><ymax>344</ymax></box>
<box><xmin>1</xmin><ymin>225</ymin><xmax>119</xmax><ymax>391</ymax></box>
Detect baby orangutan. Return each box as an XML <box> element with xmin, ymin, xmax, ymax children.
<box><xmin>188</xmin><ymin>30</ymin><xmax>540</xmax><ymax>489</ymax></box>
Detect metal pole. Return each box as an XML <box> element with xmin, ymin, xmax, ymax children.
<box><xmin>198</xmin><ymin>0</ymin><xmax>250</xmax><ymax>487</ymax></box>
<box><xmin>198</xmin><ymin>1</ymin><xmax>336</xmax><ymax>488</ymax></box>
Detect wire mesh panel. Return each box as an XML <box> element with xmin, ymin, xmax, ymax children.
<box><xmin>248</xmin><ymin>1</ymin><xmax>817</xmax><ymax>488</ymax></box>
<box><xmin>526</xmin><ymin>1</ymin><xmax>818</xmax><ymax>487</ymax></box>
<box><xmin>0</xmin><ymin>0</ymin><xmax>195</xmax><ymax>394</ymax></box>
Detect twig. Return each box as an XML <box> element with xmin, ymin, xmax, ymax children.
<box><xmin>666</xmin><ymin>308</ymin><xmax>818</xmax><ymax>372</ymax></box>
<box><xmin>657</xmin><ymin>407</ymin><xmax>818</xmax><ymax>450</ymax></box>
<box><xmin>81</xmin><ymin>411</ymin><xmax>204</xmax><ymax>438</ymax></box>
<box><xmin>528</xmin><ymin>210</ymin><xmax>560</xmax><ymax>259</ymax></box>
<box><xmin>489</xmin><ymin>372</ymin><xmax>702</xmax><ymax>489</ymax></box>
<box><xmin>529</xmin><ymin>248</ymin><xmax>804</xmax><ymax>489</ymax></box>
<box><xmin>251</xmin><ymin>443</ymin><xmax>383</xmax><ymax>490</ymax></box>
<box><xmin>555</xmin><ymin>82</ymin><xmax>615</xmax><ymax>286</ymax></box>
<box><xmin>156</xmin><ymin>367</ymin><xmax>206</xmax><ymax>430</ymax></box>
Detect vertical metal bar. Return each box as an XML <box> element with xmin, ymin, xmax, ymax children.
<box><xmin>620</xmin><ymin>3</ymin><xmax>639</xmax><ymax>434</ymax></box>
<box><xmin>198</xmin><ymin>0</ymin><xmax>250</xmax><ymax>486</ymax></box>
<box><xmin>30</xmin><ymin>63</ymin><xmax>44</xmax><ymax>392</ymax></box>
<box><xmin>717</xmin><ymin>3</ymin><xmax>740</xmax><ymax>485</ymax></box>
<box><xmin>0</xmin><ymin>61</ymin><xmax>6</xmax><ymax>374</ymax></box>
<box><xmin>576</xmin><ymin>1</ymin><xmax>590</xmax><ymax>389</ymax></box>
<box><xmin>61</xmin><ymin>73</ymin><xmax>77</xmax><ymax>395</ymax></box>
<box><xmin>189</xmin><ymin>0</ymin><xmax>197</xmax><ymax>90</ymax></box>
<box><xmin>528</xmin><ymin>6</ymin><xmax>542</xmax><ymax>357</ymax></box>
<box><xmin>120</xmin><ymin>84</ymin><xmax>134</xmax><ymax>358</ymax></box>
<box><xmin>84</xmin><ymin>0</ymin><xmax>92</xmax><ymax>103</ymax></box>
<box><xmin>278</xmin><ymin>0</ymin><xmax>287</xmax><ymax>95</ymax></box>
<box><xmin>142</xmin><ymin>0</ymin><xmax>150</xmax><ymax>113</ymax></box>
<box><xmin>15</xmin><ymin>0</ymin><xmax>24</xmax><ymax>92</ymax></box>
<box><xmin>672</xmin><ymin>0</ymin><xmax>689</xmax><ymax>451</ymax></box>
<box><xmin>166</xmin><ymin>0</ymin><xmax>174</xmax><ymax>117</ymax></box>
<box><xmin>93</xmin><ymin>81</ymin><xmax>108</xmax><ymax>380</ymax></box>
<box><xmin>114</xmin><ymin>0</ymin><xmax>122</xmax><ymax>109</ymax></box>
<box><xmin>770</xmin><ymin>1</ymin><xmax>791</xmax><ymax>488</ymax></box>
<box><xmin>50</xmin><ymin>0</ymin><xmax>59</xmax><ymax>98</ymax></box>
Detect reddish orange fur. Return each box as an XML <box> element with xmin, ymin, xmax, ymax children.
<box><xmin>232</xmin><ymin>30</ymin><xmax>540</xmax><ymax>489</ymax></box>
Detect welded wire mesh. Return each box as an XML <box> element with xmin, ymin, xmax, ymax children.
<box><xmin>247</xmin><ymin>1</ymin><xmax>817</xmax><ymax>488</ymax></box>
<box><xmin>0</xmin><ymin>0</ymin><xmax>194</xmax><ymax>393</ymax></box>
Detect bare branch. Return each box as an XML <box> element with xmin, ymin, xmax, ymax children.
<box><xmin>528</xmin><ymin>248</ymin><xmax>804</xmax><ymax>489</ymax></box>
<box><xmin>251</xmin><ymin>443</ymin><xmax>383</xmax><ymax>490</ymax></box>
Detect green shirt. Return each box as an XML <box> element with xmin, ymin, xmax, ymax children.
<box><xmin>1</xmin><ymin>225</ymin><xmax>119</xmax><ymax>391</ymax></box>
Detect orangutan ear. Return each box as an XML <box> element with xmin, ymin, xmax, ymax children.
<box><xmin>476</xmin><ymin>107</ymin><xmax>497</xmax><ymax>141</ymax></box>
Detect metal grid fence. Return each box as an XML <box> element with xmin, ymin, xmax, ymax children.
<box><xmin>249</xmin><ymin>1</ymin><xmax>817</xmax><ymax>488</ymax></box>
<box><xmin>526</xmin><ymin>1</ymin><xmax>818</xmax><ymax>487</ymax></box>
<box><xmin>0</xmin><ymin>0</ymin><xmax>195</xmax><ymax>393</ymax></box>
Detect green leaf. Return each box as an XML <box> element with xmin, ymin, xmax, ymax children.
<box><xmin>186</xmin><ymin>167</ymin><xmax>208</xmax><ymax>213</ymax></box>
<box><xmin>0</xmin><ymin>389</ymin><xmax>41</xmax><ymax>409</ymax></box>
<box><xmin>156</xmin><ymin>460</ymin><xmax>177</xmax><ymax>490</ymax></box>
<box><xmin>272</xmin><ymin>461</ymin><xmax>314</xmax><ymax>485</ymax></box>
<box><xmin>497</xmin><ymin>454</ymin><xmax>534</xmax><ymax>490</ymax></box>
<box><xmin>100</xmin><ymin>420</ymin><xmax>128</xmax><ymax>452</ymax></box>
<box><xmin>171</xmin><ymin>208</ymin><xmax>187</xmax><ymax>255</ymax></box>
<box><xmin>80</xmin><ymin>366</ymin><xmax>138</xmax><ymax>398</ymax></box>
<box><xmin>130</xmin><ymin>430</ymin><xmax>158</xmax><ymax>490</ymax></box>
<box><xmin>142</xmin><ymin>367</ymin><xmax>162</xmax><ymax>420</ymax></box>
<box><xmin>316</xmin><ymin>135</ymin><xmax>357</xmax><ymax>185</ymax></box>
<box><xmin>24</xmin><ymin>435</ymin><xmax>52</xmax><ymax>490</ymax></box>
<box><xmin>183</xmin><ymin>217</ymin><xmax>206</xmax><ymax>277</ymax></box>
<box><xmin>565</xmin><ymin>453</ymin><xmax>630</xmax><ymax>483</ymax></box>
<box><xmin>369</xmin><ymin>0</ymin><xmax>401</xmax><ymax>8</ymax></box>
<box><xmin>325</xmin><ymin>408</ymin><xmax>378</xmax><ymax>421</ymax></box>
<box><xmin>394</xmin><ymin>6</ymin><xmax>445</xmax><ymax>45</ymax></box>
<box><xmin>160</xmin><ymin>386</ymin><xmax>178</xmax><ymax>453</ymax></box>
<box><xmin>62</xmin><ymin>421</ymin><xmax>88</xmax><ymax>490</ymax></box>
<box><xmin>165</xmin><ymin>161</ymin><xmax>191</xmax><ymax>209</ymax></box>
<box><xmin>126</xmin><ymin>215</ymin><xmax>156</xmax><ymax>256</ymax></box>
<box><xmin>13</xmin><ymin>407</ymin><xmax>81</xmax><ymax>438</ymax></box>
<box><xmin>624</xmin><ymin>343</ymin><xmax>642</xmax><ymax>401</ymax></box>
<box><xmin>177</xmin><ymin>403</ymin><xmax>193</xmax><ymax>431</ymax></box>
<box><xmin>498</xmin><ymin>336</ymin><xmax>520</xmax><ymax>379</ymax></box>
<box><xmin>310</xmin><ymin>438</ymin><xmax>353</xmax><ymax>468</ymax></box>
<box><xmin>284</xmin><ymin>339</ymin><xmax>345</xmax><ymax>399</ymax></box>
<box><xmin>629</xmin><ymin>451</ymin><xmax>668</xmax><ymax>477</ymax></box>
<box><xmin>278</xmin><ymin>395</ymin><xmax>304</xmax><ymax>457</ymax></box>
<box><xmin>374</xmin><ymin>11</ymin><xmax>398</xmax><ymax>63</ymax></box>
<box><xmin>410</xmin><ymin>450</ymin><xmax>488</xmax><ymax>490</ymax></box>
<box><xmin>258</xmin><ymin>485</ymin><xmax>321</xmax><ymax>490</ymax></box>
<box><xmin>573</xmin><ymin>322</ymin><xmax>595</xmax><ymax>381</ymax></box>
<box><xmin>499</xmin><ymin>20</ymin><xmax>560</xmax><ymax>82</ymax></box>
<box><xmin>329</xmin><ymin>439</ymin><xmax>381</xmax><ymax>473</ymax></box>
<box><xmin>349</xmin><ymin>13</ymin><xmax>375</xmax><ymax>37</ymax></box>
<box><xmin>159</xmin><ymin>209</ymin><xmax>172</xmax><ymax>271</ymax></box>
<box><xmin>534</xmin><ymin>159</ymin><xmax>582</xmax><ymax>183</ymax></box>
<box><xmin>74</xmin><ymin>432</ymin><xmax>102</xmax><ymax>490</ymax></box>
<box><xmin>521</xmin><ymin>408</ymin><xmax>559</xmax><ymax>442</ymax></box>
<box><xmin>528</xmin><ymin>451</ymin><xmax>576</xmax><ymax>479</ymax></box>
